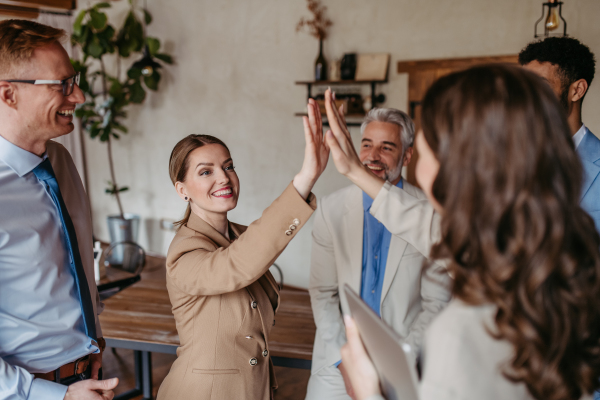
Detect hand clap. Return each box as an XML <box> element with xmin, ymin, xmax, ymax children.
<box><xmin>292</xmin><ymin>98</ymin><xmax>330</xmax><ymax>199</ymax></box>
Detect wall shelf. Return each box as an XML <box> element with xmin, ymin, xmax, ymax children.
<box><xmin>294</xmin><ymin>79</ymin><xmax>387</xmax><ymax>127</ymax></box>
<box><xmin>294</xmin><ymin>113</ymin><xmax>366</xmax><ymax>127</ymax></box>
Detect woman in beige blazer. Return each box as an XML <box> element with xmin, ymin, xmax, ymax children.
<box><xmin>156</xmin><ymin>101</ymin><xmax>329</xmax><ymax>400</ymax></box>
<box><xmin>322</xmin><ymin>66</ymin><xmax>600</xmax><ymax>400</ymax></box>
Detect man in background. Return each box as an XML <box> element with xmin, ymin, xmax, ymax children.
<box><xmin>520</xmin><ymin>37</ymin><xmax>600</xmax><ymax>231</ymax></box>
<box><xmin>305</xmin><ymin>108</ymin><xmax>451</xmax><ymax>400</ymax></box>
<box><xmin>0</xmin><ymin>20</ymin><xmax>117</xmax><ymax>399</ymax></box>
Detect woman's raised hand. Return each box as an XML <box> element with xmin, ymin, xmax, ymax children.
<box><xmin>293</xmin><ymin>98</ymin><xmax>330</xmax><ymax>199</ymax></box>
<box><xmin>324</xmin><ymin>88</ymin><xmax>385</xmax><ymax>199</ymax></box>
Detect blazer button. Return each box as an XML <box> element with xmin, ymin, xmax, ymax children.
<box><xmin>285</xmin><ymin>230</ymin><xmax>293</xmax><ymax>236</ymax></box>
<box><xmin>251</xmin><ymin>301</ymin><xmax>257</xmax><ymax>309</ymax></box>
<box><xmin>249</xmin><ymin>358</ymin><xmax>258</xmax><ymax>366</ymax></box>
<box><xmin>262</xmin><ymin>349</ymin><xmax>268</xmax><ymax>357</ymax></box>
<box><xmin>293</xmin><ymin>218</ymin><xmax>300</xmax><ymax>226</ymax></box>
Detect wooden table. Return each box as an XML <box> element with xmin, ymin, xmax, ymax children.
<box><xmin>99</xmin><ymin>253</ymin><xmax>316</xmax><ymax>400</ymax></box>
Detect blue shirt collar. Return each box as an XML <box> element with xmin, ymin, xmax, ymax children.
<box><xmin>363</xmin><ymin>178</ymin><xmax>403</xmax><ymax>211</ymax></box>
<box><xmin>0</xmin><ymin>134</ymin><xmax>45</xmax><ymax>177</ymax></box>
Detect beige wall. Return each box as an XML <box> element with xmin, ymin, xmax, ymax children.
<box><xmin>79</xmin><ymin>0</ymin><xmax>600</xmax><ymax>288</ymax></box>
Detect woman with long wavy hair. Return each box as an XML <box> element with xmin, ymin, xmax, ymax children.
<box><xmin>320</xmin><ymin>64</ymin><xmax>600</xmax><ymax>400</ymax></box>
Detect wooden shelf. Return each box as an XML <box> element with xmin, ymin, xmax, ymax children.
<box><xmin>294</xmin><ymin>113</ymin><xmax>364</xmax><ymax>127</ymax></box>
<box><xmin>295</xmin><ymin>79</ymin><xmax>387</xmax><ymax>85</ymax></box>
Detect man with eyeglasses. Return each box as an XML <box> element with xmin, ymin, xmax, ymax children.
<box><xmin>0</xmin><ymin>20</ymin><xmax>118</xmax><ymax>400</ymax></box>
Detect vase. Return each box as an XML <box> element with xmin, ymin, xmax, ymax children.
<box><xmin>315</xmin><ymin>39</ymin><xmax>328</xmax><ymax>81</ymax></box>
<box><xmin>106</xmin><ymin>213</ymin><xmax>140</xmax><ymax>266</ymax></box>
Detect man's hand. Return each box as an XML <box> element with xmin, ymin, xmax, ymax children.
<box><xmin>323</xmin><ymin>89</ymin><xmax>385</xmax><ymax>199</ymax></box>
<box><xmin>64</xmin><ymin>377</ymin><xmax>118</xmax><ymax>400</ymax></box>
<box><xmin>338</xmin><ymin>362</ymin><xmax>356</xmax><ymax>400</ymax></box>
<box><xmin>90</xmin><ymin>351</ymin><xmax>102</xmax><ymax>380</ymax></box>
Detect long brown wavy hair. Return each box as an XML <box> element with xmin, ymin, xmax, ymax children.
<box><xmin>421</xmin><ymin>64</ymin><xmax>600</xmax><ymax>399</ymax></box>
<box><xmin>168</xmin><ymin>134</ymin><xmax>230</xmax><ymax>229</ymax></box>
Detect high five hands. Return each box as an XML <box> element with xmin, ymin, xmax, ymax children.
<box><xmin>323</xmin><ymin>89</ymin><xmax>386</xmax><ymax>199</ymax></box>
<box><xmin>293</xmin><ymin>98</ymin><xmax>330</xmax><ymax>199</ymax></box>
<box><xmin>293</xmin><ymin>89</ymin><xmax>386</xmax><ymax>200</ymax></box>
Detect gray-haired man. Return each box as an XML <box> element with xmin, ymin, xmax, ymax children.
<box><xmin>306</xmin><ymin>108</ymin><xmax>451</xmax><ymax>399</ymax></box>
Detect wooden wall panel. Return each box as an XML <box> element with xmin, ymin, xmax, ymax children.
<box><xmin>398</xmin><ymin>55</ymin><xmax>519</xmax><ymax>186</ymax></box>
<box><xmin>0</xmin><ymin>0</ymin><xmax>76</xmax><ymax>18</ymax></box>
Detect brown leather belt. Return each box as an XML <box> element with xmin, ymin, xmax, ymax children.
<box><xmin>34</xmin><ymin>355</ymin><xmax>90</xmax><ymax>381</ymax></box>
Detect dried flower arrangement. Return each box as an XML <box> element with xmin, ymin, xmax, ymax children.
<box><xmin>296</xmin><ymin>0</ymin><xmax>333</xmax><ymax>40</ymax></box>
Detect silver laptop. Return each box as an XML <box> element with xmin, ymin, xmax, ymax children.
<box><xmin>344</xmin><ymin>284</ymin><xmax>419</xmax><ymax>400</ymax></box>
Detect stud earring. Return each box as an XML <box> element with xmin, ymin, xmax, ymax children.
<box><xmin>185</xmin><ymin>197</ymin><xmax>188</xmax><ymax>201</ymax></box>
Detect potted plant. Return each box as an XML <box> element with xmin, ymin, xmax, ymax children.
<box><xmin>71</xmin><ymin>0</ymin><xmax>173</xmax><ymax>246</ymax></box>
<box><xmin>296</xmin><ymin>0</ymin><xmax>333</xmax><ymax>81</ymax></box>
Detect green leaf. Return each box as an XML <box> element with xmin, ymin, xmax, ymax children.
<box><xmin>127</xmin><ymin>67</ymin><xmax>142</xmax><ymax>80</ymax></box>
<box><xmin>155</xmin><ymin>53</ymin><xmax>173</xmax><ymax>64</ymax></box>
<box><xmin>87</xmin><ymin>41</ymin><xmax>103</xmax><ymax>59</ymax></box>
<box><xmin>118</xmin><ymin>187</ymin><xmax>130</xmax><ymax>193</ymax></box>
<box><xmin>90</xmin><ymin>10</ymin><xmax>108</xmax><ymax>31</ymax></box>
<box><xmin>95</xmin><ymin>2</ymin><xmax>111</xmax><ymax>9</ymax></box>
<box><xmin>143</xmin><ymin>70</ymin><xmax>161</xmax><ymax>91</ymax></box>
<box><xmin>73</xmin><ymin>9</ymin><xmax>86</xmax><ymax>36</ymax></box>
<box><xmin>113</xmin><ymin>123</ymin><xmax>129</xmax><ymax>133</ymax></box>
<box><xmin>144</xmin><ymin>9</ymin><xmax>152</xmax><ymax>25</ymax></box>
<box><xmin>112</xmin><ymin>133</ymin><xmax>120</xmax><ymax>139</ymax></box>
<box><xmin>129</xmin><ymin>81</ymin><xmax>146</xmax><ymax>103</ymax></box>
<box><xmin>108</xmin><ymin>79</ymin><xmax>123</xmax><ymax>97</ymax></box>
<box><xmin>146</xmin><ymin>37</ymin><xmax>160</xmax><ymax>56</ymax></box>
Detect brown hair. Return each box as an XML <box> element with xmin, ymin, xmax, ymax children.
<box><xmin>422</xmin><ymin>64</ymin><xmax>600</xmax><ymax>399</ymax></box>
<box><xmin>0</xmin><ymin>19</ymin><xmax>66</xmax><ymax>77</ymax></box>
<box><xmin>169</xmin><ymin>134</ymin><xmax>230</xmax><ymax>229</ymax></box>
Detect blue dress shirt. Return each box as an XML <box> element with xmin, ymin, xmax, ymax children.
<box><xmin>0</xmin><ymin>135</ymin><xmax>97</xmax><ymax>400</ymax></box>
<box><xmin>360</xmin><ymin>179</ymin><xmax>403</xmax><ymax>316</ymax></box>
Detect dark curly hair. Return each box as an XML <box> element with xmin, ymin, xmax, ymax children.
<box><xmin>519</xmin><ymin>37</ymin><xmax>596</xmax><ymax>102</ymax></box>
<box><xmin>422</xmin><ymin>64</ymin><xmax>600</xmax><ymax>400</ymax></box>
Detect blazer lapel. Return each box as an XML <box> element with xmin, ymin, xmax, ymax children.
<box><xmin>380</xmin><ymin>181</ymin><xmax>416</xmax><ymax>304</ymax></box>
<box><xmin>343</xmin><ymin>187</ymin><xmax>364</xmax><ymax>292</ymax></box>
<box><xmin>380</xmin><ymin>235</ymin><xmax>408</xmax><ymax>305</ymax></box>
<box><xmin>577</xmin><ymin>130</ymin><xmax>600</xmax><ymax>201</ymax></box>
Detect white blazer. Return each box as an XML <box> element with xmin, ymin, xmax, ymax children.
<box><xmin>309</xmin><ymin>181</ymin><xmax>451</xmax><ymax>374</ymax></box>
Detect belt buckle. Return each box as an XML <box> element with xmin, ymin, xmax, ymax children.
<box><xmin>74</xmin><ymin>356</ymin><xmax>86</xmax><ymax>376</ymax></box>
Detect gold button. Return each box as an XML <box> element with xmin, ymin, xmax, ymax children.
<box><xmin>251</xmin><ymin>301</ymin><xmax>257</xmax><ymax>309</ymax></box>
<box><xmin>249</xmin><ymin>358</ymin><xmax>258</xmax><ymax>366</ymax></box>
<box><xmin>293</xmin><ymin>218</ymin><xmax>300</xmax><ymax>226</ymax></box>
<box><xmin>289</xmin><ymin>224</ymin><xmax>296</xmax><ymax>231</ymax></box>
<box><xmin>285</xmin><ymin>230</ymin><xmax>293</xmax><ymax>236</ymax></box>
<box><xmin>262</xmin><ymin>349</ymin><xmax>268</xmax><ymax>357</ymax></box>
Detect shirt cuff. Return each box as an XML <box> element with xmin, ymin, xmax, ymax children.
<box><xmin>369</xmin><ymin>181</ymin><xmax>392</xmax><ymax>217</ymax></box>
<box><xmin>28</xmin><ymin>378</ymin><xmax>67</xmax><ymax>400</ymax></box>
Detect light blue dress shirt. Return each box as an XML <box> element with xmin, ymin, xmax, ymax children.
<box><xmin>360</xmin><ymin>179</ymin><xmax>403</xmax><ymax>316</ymax></box>
<box><xmin>0</xmin><ymin>135</ymin><xmax>97</xmax><ymax>400</ymax></box>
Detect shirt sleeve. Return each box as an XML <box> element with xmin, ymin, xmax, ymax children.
<box><xmin>0</xmin><ymin>357</ymin><xmax>67</xmax><ymax>400</ymax></box>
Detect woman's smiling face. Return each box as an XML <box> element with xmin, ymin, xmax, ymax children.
<box><xmin>176</xmin><ymin>143</ymin><xmax>240</xmax><ymax>222</ymax></box>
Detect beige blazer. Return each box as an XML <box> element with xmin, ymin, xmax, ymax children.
<box><xmin>309</xmin><ymin>181</ymin><xmax>451</xmax><ymax>374</ymax></box>
<box><xmin>367</xmin><ymin>182</ymin><xmax>594</xmax><ymax>400</ymax></box>
<box><xmin>157</xmin><ymin>183</ymin><xmax>316</xmax><ymax>400</ymax></box>
<box><xmin>47</xmin><ymin>141</ymin><xmax>103</xmax><ymax>337</ymax></box>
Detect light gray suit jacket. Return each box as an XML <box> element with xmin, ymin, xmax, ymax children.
<box><xmin>309</xmin><ymin>181</ymin><xmax>451</xmax><ymax>374</ymax></box>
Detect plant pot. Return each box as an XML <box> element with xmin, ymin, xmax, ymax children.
<box><xmin>106</xmin><ymin>214</ymin><xmax>140</xmax><ymax>265</ymax></box>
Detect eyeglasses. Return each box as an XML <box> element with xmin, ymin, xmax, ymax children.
<box><xmin>3</xmin><ymin>72</ymin><xmax>81</xmax><ymax>96</ymax></box>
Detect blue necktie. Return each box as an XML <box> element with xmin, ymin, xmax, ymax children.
<box><xmin>33</xmin><ymin>158</ymin><xmax>97</xmax><ymax>341</ymax></box>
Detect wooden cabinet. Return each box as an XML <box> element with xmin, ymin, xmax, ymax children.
<box><xmin>397</xmin><ymin>55</ymin><xmax>518</xmax><ymax>185</ymax></box>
